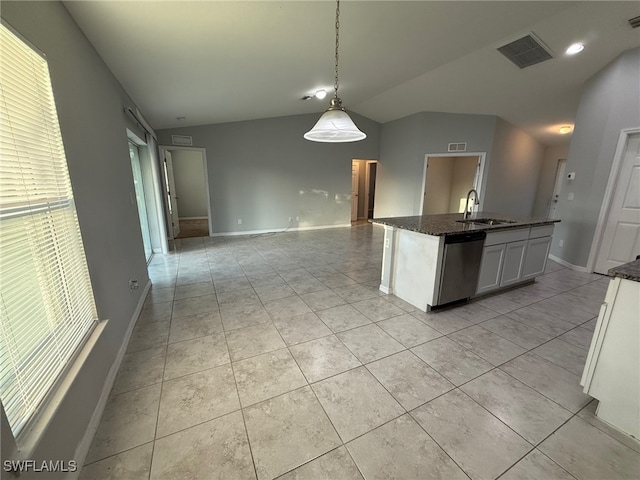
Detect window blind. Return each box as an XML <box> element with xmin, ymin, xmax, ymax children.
<box><xmin>0</xmin><ymin>23</ymin><xmax>98</xmax><ymax>438</ymax></box>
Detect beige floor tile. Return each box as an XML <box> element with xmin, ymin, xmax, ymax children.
<box><xmin>220</xmin><ymin>302</ymin><xmax>272</xmax><ymax>331</ymax></box>
<box><xmin>576</xmin><ymin>401</ymin><xmax>640</xmax><ymax>454</ymax></box>
<box><xmin>531</xmin><ymin>338</ymin><xmax>588</xmax><ymax>376</ymax></box>
<box><xmin>289</xmin><ymin>335</ymin><xmax>361</xmax><ymax>383</ymax></box>
<box><xmin>500</xmin><ymin>352</ymin><xmax>591</xmax><ymax>413</ymax></box>
<box><xmin>226</xmin><ymin>323</ymin><xmax>286</xmax><ymax>362</ymax></box>
<box><xmin>377</xmin><ymin>313</ymin><xmax>442</xmax><ymax>348</ymax></box>
<box><xmin>461</xmin><ymin>369</ymin><xmax>573</xmax><ymax>444</ymax></box>
<box><xmin>411</xmin><ymin>309</ymin><xmax>473</xmax><ymax>335</ymax></box>
<box><xmin>234</xmin><ymin>349</ymin><xmax>307</xmax><ymax>406</ymax></box>
<box><xmin>127</xmin><ymin>321</ymin><xmax>170</xmax><ymax>354</ymax></box>
<box><xmin>151</xmin><ymin>411</ymin><xmax>256</xmax><ymax>480</ymax></box>
<box><xmin>367</xmin><ymin>351</ymin><xmax>454</xmax><ymax>410</ymax></box>
<box><xmin>312</xmin><ymin>366</ymin><xmax>404</xmax><ymax>442</ymax></box>
<box><xmin>299</xmin><ymin>289</ymin><xmax>347</xmax><ymax>311</ymax></box>
<box><xmin>539</xmin><ymin>417</ymin><xmax>640</xmax><ymax>480</ymax></box>
<box><xmin>169</xmin><ymin>311</ymin><xmax>223</xmax><ymax>343</ymax></box>
<box><xmin>277</xmin><ymin>446</ymin><xmax>363</xmax><ymax>480</ymax></box>
<box><xmin>244</xmin><ymin>387</ymin><xmax>341</xmax><ymax>480</ymax></box>
<box><xmin>448</xmin><ymin>325</ymin><xmax>526</xmax><ymax>366</ymax></box>
<box><xmin>80</xmin><ymin>443</ymin><xmax>153</xmax><ymax>480</ymax></box>
<box><xmin>156</xmin><ymin>365</ymin><xmax>240</xmax><ymax>437</ymax></box>
<box><xmin>263</xmin><ymin>295</ymin><xmax>313</xmax><ymax>320</ymax></box>
<box><xmin>337</xmin><ymin>324</ymin><xmax>405</xmax><ymax>363</ymax></box>
<box><xmin>316</xmin><ymin>304</ymin><xmax>371</xmax><ymax>333</ymax></box>
<box><xmin>479</xmin><ymin>315</ymin><xmax>555</xmax><ymax>350</ymax></box>
<box><xmin>505</xmin><ymin>306</ymin><xmax>576</xmax><ymax>336</ymax></box>
<box><xmin>500</xmin><ymin>450</ymin><xmax>575</xmax><ymax>480</ymax></box>
<box><xmin>173</xmin><ymin>281</ymin><xmax>215</xmax><ymax>300</ymax></box>
<box><xmin>347</xmin><ymin>414</ymin><xmax>467</xmax><ymax>480</ymax></box>
<box><xmin>112</xmin><ymin>346</ymin><xmax>166</xmax><ymax>395</ymax></box>
<box><xmin>254</xmin><ymin>283</ymin><xmax>296</xmax><ymax>302</ymax></box>
<box><xmin>272</xmin><ymin>311</ymin><xmax>332</xmax><ymax>346</ymax></box>
<box><xmin>412</xmin><ymin>389</ymin><xmax>532</xmax><ymax>480</ymax></box>
<box><xmin>411</xmin><ymin>337</ymin><xmax>493</xmax><ymax>386</ymax></box>
<box><xmin>138</xmin><ymin>301</ymin><xmax>173</xmax><ymax>324</ymax></box>
<box><xmin>86</xmin><ymin>384</ymin><xmax>161</xmax><ymax>464</ymax></box>
<box><xmin>350</xmin><ymin>297</ymin><xmax>405</xmax><ymax>322</ymax></box>
<box><xmin>164</xmin><ymin>334</ymin><xmax>230</xmax><ymax>379</ymax></box>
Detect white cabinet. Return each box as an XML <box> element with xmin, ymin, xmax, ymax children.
<box><xmin>522</xmin><ymin>236</ymin><xmax>552</xmax><ymax>280</ymax></box>
<box><xmin>500</xmin><ymin>240</ymin><xmax>527</xmax><ymax>287</ymax></box>
<box><xmin>476</xmin><ymin>225</ymin><xmax>554</xmax><ymax>296</ymax></box>
<box><xmin>477</xmin><ymin>244</ymin><xmax>505</xmax><ymax>294</ymax></box>
<box><xmin>581</xmin><ymin>277</ymin><xmax>640</xmax><ymax>439</ymax></box>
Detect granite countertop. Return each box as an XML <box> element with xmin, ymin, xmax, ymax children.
<box><xmin>371</xmin><ymin>212</ymin><xmax>559</xmax><ymax>236</ymax></box>
<box><xmin>608</xmin><ymin>259</ymin><xmax>640</xmax><ymax>282</ymax></box>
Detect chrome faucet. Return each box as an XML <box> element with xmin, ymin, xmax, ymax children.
<box><xmin>464</xmin><ymin>189</ymin><xmax>479</xmax><ymax>219</ymax></box>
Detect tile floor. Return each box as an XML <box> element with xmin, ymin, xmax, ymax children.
<box><xmin>81</xmin><ymin>225</ymin><xmax>640</xmax><ymax>480</ymax></box>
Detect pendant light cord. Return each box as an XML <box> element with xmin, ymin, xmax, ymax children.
<box><xmin>334</xmin><ymin>0</ymin><xmax>340</xmax><ymax>99</ymax></box>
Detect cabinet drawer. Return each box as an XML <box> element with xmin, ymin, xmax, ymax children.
<box><xmin>529</xmin><ymin>224</ymin><xmax>555</xmax><ymax>239</ymax></box>
<box><xmin>484</xmin><ymin>228</ymin><xmax>529</xmax><ymax>246</ymax></box>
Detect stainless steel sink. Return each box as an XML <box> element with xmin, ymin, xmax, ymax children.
<box><xmin>456</xmin><ymin>218</ymin><xmax>517</xmax><ymax>226</ymax></box>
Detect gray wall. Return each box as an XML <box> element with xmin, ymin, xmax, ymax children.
<box><xmin>157</xmin><ymin>113</ymin><xmax>380</xmax><ymax>233</ymax></box>
<box><xmin>1</xmin><ymin>2</ymin><xmax>150</xmax><ymax>476</ymax></box>
<box><xmin>532</xmin><ymin>144</ymin><xmax>569</xmax><ymax>218</ymax></box>
<box><xmin>483</xmin><ymin>118</ymin><xmax>545</xmax><ymax>216</ymax></box>
<box><xmin>375</xmin><ymin>112</ymin><xmax>497</xmax><ymax>218</ymax></box>
<box><xmin>550</xmin><ymin>47</ymin><xmax>640</xmax><ymax>267</ymax></box>
<box><xmin>170</xmin><ymin>149</ymin><xmax>208</xmax><ymax>218</ymax></box>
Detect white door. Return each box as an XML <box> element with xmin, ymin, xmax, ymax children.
<box><xmin>549</xmin><ymin>159</ymin><xmax>566</xmax><ymax>219</ymax></box>
<box><xmin>351</xmin><ymin>162</ymin><xmax>359</xmax><ymax>222</ymax></box>
<box><xmin>595</xmin><ymin>133</ymin><xmax>640</xmax><ymax>274</ymax></box>
<box><xmin>163</xmin><ymin>150</ymin><xmax>180</xmax><ymax>238</ymax></box>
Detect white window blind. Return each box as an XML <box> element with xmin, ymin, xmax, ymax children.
<box><xmin>0</xmin><ymin>23</ymin><xmax>98</xmax><ymax>438</ymax></box>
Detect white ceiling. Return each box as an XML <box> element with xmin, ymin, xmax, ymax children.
<box><xmin>64</xmin><ymin>1</ymin><xmax>640</xmax><ymax>146</ymax></box>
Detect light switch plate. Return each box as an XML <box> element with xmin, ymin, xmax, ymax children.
<box><xmin>568</xmin><ymin>192</ymin><xmax>575</xmax><ymax>201</ymax></box>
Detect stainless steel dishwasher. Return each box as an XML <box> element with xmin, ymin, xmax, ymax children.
<box><xmin>435</xmin><ymin>231</ymin><xmax>486</xmax><ymax>307</ymax></box>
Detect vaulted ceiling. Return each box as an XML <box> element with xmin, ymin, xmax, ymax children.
<box><xmin>64</xmin><ymin>1</ymin><xmax>640</xmax><ymax>146</ymax></box>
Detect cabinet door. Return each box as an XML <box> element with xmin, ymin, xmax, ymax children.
<box><xmin>522</xmin><ymin>236</ymin><xmax>552</xmax><ymax>280</ymax></box>
<box><xmin>477</xmin><ymin>244</ymin><xmax>506</xmax><ymax>295</ymax></box>
<box><xmin>500</xmin><ymin>240</ymin><xmax>527</xmax><ymax>287</ymax></box>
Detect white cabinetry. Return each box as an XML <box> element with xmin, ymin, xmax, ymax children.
<box><xmin>581</xmin><ymin>276</ymin><xmax>639</xmax><ymax>439</ymax></box>
<box><xmin>476</xmin><ymin>224</ymin><xmax>554</xmax><ymax>295</ymax></box>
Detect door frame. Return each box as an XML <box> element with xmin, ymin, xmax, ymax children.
<box><xmin>587</xmin><ymin>127</ymin><xmax>640</xmax><ymax>272</ymax></box>
<box><xmin>548</xmin><ymin>158</ymin><xmax>567</xmax><ymax>218</ymax></box>
<box><xmin>351</xmin><ymin>160</ymin><xmax>360</xmax><ymax>222</ymax></box>
<box><xmin>159</xmin><ymin>145</ymin><xmax>213</xmax><ymax>238</ymax></box>
<box><xmin>364</xmin><ymin>160</ymin><xmax>378</xmax><ymax>219</ymax></box>
<box><xmin>420</xmin><ymin>152</ymin><xmax>487</xmax><ymax>215</ymax></box>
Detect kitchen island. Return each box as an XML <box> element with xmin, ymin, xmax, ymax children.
<box><xmin>581</xmin><ymin>258</ymin><xmax>639</xmax><ymax>439</ymax></box>
<box><xmin>372</xmin><ymin>212</ymin><xmax>559</xmax><ymax>311</ymax></box>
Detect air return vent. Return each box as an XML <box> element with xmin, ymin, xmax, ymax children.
<box><xmin>448</xmin><ymin>142</ymin><xmax>467</xmax><ymax>152</ymax></box>
<box><xmin>629</xmin><ymin>15</ymin><xmax>640</xmax><ymax>29</ymax></box>
<box><xmin>497</xmin><ymin>33</ymin><xmax>553</xmax><ymax>69</ymax></box>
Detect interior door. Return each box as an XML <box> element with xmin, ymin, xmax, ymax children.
<box><xmin>351</xmin><ymin>162</ymin><xmax>359</xmax><ymax>222</ymax></box>
<box><xmin>549</xmin><ymin>159</ymin><xmax>566</xmax><ymax>219</ymax></box>
<box><xmin>163</xmin><ymin>150</ymin><xmax>180</xmax><ymax>238</ymax></box>
<box><xmin>594</xmin><ymin>133</ymin><xmax>640</xmax><ymax>274</ymax></box>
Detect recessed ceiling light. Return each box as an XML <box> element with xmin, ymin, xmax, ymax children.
<box><xmin>566</xmin><ymin>43</ymin><xmax>584</xmax><ymax>55</ymax></box>
<box><xmin>315</xmin><ymin>89</ymin><xmax>327</xmax><ymax>100</ymax></box>
<box><xmin>176</xmin><ymin>116</ymin><xmax>186</xmax><ymax>121</ymax></box>
<box><xmin>559</xmin><ymin>126</ymin><xmax>572</xmax><ymax>134</ymax></box>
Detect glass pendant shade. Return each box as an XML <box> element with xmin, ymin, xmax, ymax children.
<box><xmin>304</xmin><ymin>98</ymin><xmax>367</xmax><ymax>143</ymax></box>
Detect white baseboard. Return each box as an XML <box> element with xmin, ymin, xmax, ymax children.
<box><xmin>379</xmin><ymin>285</ymin><xmax>392</xmax><ymax>294</ymax></box>
<box><xmin>179</xmin><ymin>216</ymin><xmax>208</xmax><ymax>220</ymax></box>
<box><xmin>72</xmin><ymin>279</ymin><xmax>152</xmax><ymax>478</ymax></box>
<box><xmin>548</xmin><ymin>254</ymin><xmax>591</xmax><ymax>273</ymax></box>
<box><xmin>210</xmin><ymin>223</ymin><xmax>352</xmax><ymax>237</ymax></box>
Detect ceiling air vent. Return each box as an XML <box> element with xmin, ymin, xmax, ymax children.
<box><xmin>497</xmin><ymin>33</ymin><xmax>553</xmax><ymax>69</ymax></box>
<box><xmin>629</xmin><ymin>16</ymin><xmax>640</xmax><ymax>29</ymax></box>
<box><xmin>448</xmin><ymin>142</ymin><xmax>467</xmax><ymax>153</ymax></box>
<box><xmin>172</xmin><ymin>135</ymin><xmax>193</xmax><ymax>146</ymax></box>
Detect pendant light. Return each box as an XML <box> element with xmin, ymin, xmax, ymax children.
<box><xmin>304</xmin><ymin>0</ymin><xmax>366</xmax><ymax>143</ymax></box>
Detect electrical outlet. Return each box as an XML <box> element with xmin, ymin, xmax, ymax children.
<box><xmin>237</xmin><ymin>218</ymin><xmax>242</xmax><ymax>225</ymax></box>
<box><xmin>568</xmin><ymin>192</ymin><xmax>574</xmax><ymax>201</ymax></box>
<box><xmin>559</xmin><ymin>239</ymin><xmax>564</xmax><ymax>247</ymax></box>
<box><xmin>295</xmin><ymin>216</ymin><xmax>300</xmax><ymax>222</ymax></box>
<box><xmin>128</xmin><ymin>278</ymin><xmax>139</xmax><ymax>290</ymax></box>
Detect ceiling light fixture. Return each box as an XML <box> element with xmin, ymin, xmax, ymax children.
<box><xmin>565</xmin><ymin>43</ymin><xmax>584</xmax><ymax>55</ymax></box>
<box><xmin>315</xmin><ymin>89</ymin><xmax>327</xmax><ymax>100</ymax></box>
<box><xmin>304</xmin><ymin>0</ymin><xmax>366</xmax><ymax>143</ymax></box>
<box><xmin>559</xmin><ymin>126</ymin><xmax>572</xmax><ymax>134</ymax></box>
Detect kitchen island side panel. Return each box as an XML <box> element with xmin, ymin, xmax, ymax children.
<box><xmin>391</xmin><ymin>229</ymin><xmax>444</xmax><ymax>311</ymax></box>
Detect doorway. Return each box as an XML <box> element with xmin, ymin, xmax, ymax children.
<box><xmin>421</xmin><ymin>154</ymin><xmax>484</xmax><ymax>215</ymax></box>
<box><xmin>159</xmin><ymin>146</ymin><xmax>212</xmax><ymax>239</ymax></box>
<box><xmin>592</xmin><ymin>131</ymin><xmax>640</xmax><ymax>274</ymax></box>
<box><xmin>351</xmin><ymin>159</ymin><xmax>378</xmax><ymax>223</ymax></box>
<box><xmin>548</xmin><ymin>159</ymin><xmax>567</xmax><ymax>219</ymax></box>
